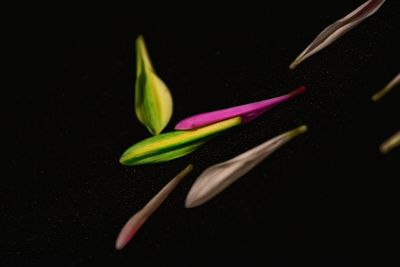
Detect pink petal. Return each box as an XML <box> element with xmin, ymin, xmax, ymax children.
<box><xmin>174</xmin><ymin>86</ymin><xmax>305</xmax><ymax>130</ymax></box>
<box><xmin>115</xmin><ymin>164</ymin><xmax>193</xmax><ymax>250</ymax></box>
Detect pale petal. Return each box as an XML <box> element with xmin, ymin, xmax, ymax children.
<box><xmin>185</xmin><ymin>125</ymin><xmax>308</xmax><ymax>208</ymax></box>
<box><xmin>289</xmin><ymin>0</ymin><xmax>386</xmax><ymax>69</ymax></box>
<box><xmin>115</xmin><ymin>164</ymin><xmax>193</xmax><ymax>250</ymax></box>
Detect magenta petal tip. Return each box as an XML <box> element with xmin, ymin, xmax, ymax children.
<box><xmin>115</xmin><ymin>216</ymin><xmax>147</xmax><ymax>250</ymax></box>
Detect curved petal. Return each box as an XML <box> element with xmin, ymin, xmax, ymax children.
<box><xmin>175</xmin><ymin>86</ymin><xmax>305</xmax><ymax>130</ymax></box>
<box><xmin>289</xmin><ymin>0</ymin><xmax>386</xmax><ymax>69</ymax></box>
<box><xmin>185</xmin><ymin>125</ymin><xmax>308</xmax><ymax>208</ymax></box>
<box><xmin>120</xmin><ymin>117</ymin><xmax>242</xmax><ymax>166</ymax></box>
<box><xmin>135</xmin><ymin>36</ymin><xmax>173</xmax><ymax>135</ymax></box>
<box><xmin>115</xmin><ymin>165</ymin><xmax>193</xmax><ymax>250</ymax></box>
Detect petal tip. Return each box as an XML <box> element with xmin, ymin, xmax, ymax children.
<box><xmin>185</xmin><ymin>164</ymin><xmax>194</xmax><ymax>173</ymax></box>
<box><xmin>290</xmin><ymin>86</ymin><xmax>306</xmax><ymax>97</ymax></box>
<box><xmin>184</xmin><ymin>187</ymin><xmax>200</xmax><ymax>208</ymax></box>
<box><xmin>136</xmin><ymin>34</ymin><xmax>144</xmax><ymax>42</ymax></box>
<box><xmin>119</xmin><ymin>153</ymin><xmax>129</xmax><ymax>165</ymax></box>
<box><xmin>174</xmin><ymin>121</ymin><xmax>191</xmax><ymax>130</ymax></box>
<box><xmin>152</xmin><ymin>129</ymin><xmax>161</xmax><ymax>135</ymax></box>
<box><xmin>184</xmin><ymin>200</ymin><xmax>192</xmax><ymax>208</ymax></box>
<box><xmin>115</xmin><ymin>216</ymin><xmax>147</xmax><ymax>250</ymax></box>
<box><xmin>115</xmin><ymin>239</ymin><xmax>125</xmax><ymax>250</ymax></box>
<box><xmin>288</xmin><ymin>124</ymin><xmax>308</xmax><ymax>138</ymax></box>
<box><xmin>119</xmin><ymin>152</ymin><xmax>137</xmax><ymax>166</ymax></box>
<box><xmin>119</xmin><ymin>156</ymin><xmax>127</xmax><ymax>165</ymax></box>
<box><xmin>185</xmin><ymin>184</ymin><xmax>207</xmax><ymax>208</ymax></box>
<box><xmin>379</xmin><ymin>146</ymin><xmax>388</xmax><ymax>154</ymax></box>
<box><xmin>299</xmin><ymin>125</ymin><xmax>308</xmax><ymax>133</ymax></box>
<box><xmin>184</xmin><ymin>196</ymin><xmax>200</xmax><ymax>209</ymax></box>
<box><xmin>289</xmin><ymin>58</ymin><xmax>301</xmax><ymax>70</ymax></box>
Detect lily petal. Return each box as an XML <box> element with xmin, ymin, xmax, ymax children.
<box><xmin>135</xmin><ymin>35</ymin><xmax>173</xmax><ymax>135</ymax></box>
<box><xmin>120</xmin><ymin>117</ymin><xmax>242</xmax><ymax>166</ymax></box>
<box><xmin>175</xmin><ymin>86</ymin><xmax>305</xmax><ymax>130</ymax></box>
<box><xmin>372</xmin><ymin>73</ymin><xmax>400</xmax><ymax>101</ymax></box>
<box><xmin>289</xmin><ymin>0</ymin><xmax>386</xmax><ymax>69</ymax></box>
<box><xmin>185</xmin><ymin>125</ymin><xmax>308</xmax><ymax>208</ymax></box>
<box><xmin>380</xmin><ymin>131</ymin><xmax>400</xmax><ymax>154</ymax></box>
<box><xmin>115</xmin><ymin>164</ymin><xmax>193</xmax><ymax>250</ymax></box>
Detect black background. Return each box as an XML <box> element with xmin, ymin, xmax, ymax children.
<box><xmin>4</xmin><ymin>0</ymin><xmax>399</xmax><ymax>266</ymax></box>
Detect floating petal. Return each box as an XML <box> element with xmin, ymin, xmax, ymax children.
<box><xmin>289</xmin><ymin>0</ymin><xmax>386</xmax><ymax>69</ymax></box>
<box><xmin>120</xmin><ymin>117</ymin><xmax>242</xmax><ymax>166</ymax></box>
<box><xmin>380</xmin><ymin>131</ymin><xmax>400</xmax><ymax>154</ymax></box>
<box><xmin>175</xmin><ymin>86</ymin><xmax>305</xmax><ymax>130</ymax></box>
<box><xmin>135</xmin><ymin>35</ymin><xmax>173</xmax><ymax>135</ymax></box>
<box><xmin>185</xmin><ymin>125</ymin><xmax>308</xmax><ymax>208</ymax></box>
<box><xmin>115</xmin><ymin>164</ymin><xmax>193</xmax><ymax>250</ymax></box>
<box><xmin>372</xmin><ymin>73</ymin><xmax>400</xmax><ymax>101</ymax></box>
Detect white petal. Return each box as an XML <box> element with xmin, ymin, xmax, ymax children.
<box><xmin>290</xmin><ymin>0</ymin><xmax>386</xmax><ymax>69</ymax></box>
<box><xmin>185</xmin><ymin>125</ymin><xmax>307</xmax><ymax>208</ymax></box>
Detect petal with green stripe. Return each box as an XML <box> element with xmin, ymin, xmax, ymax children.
<box><xmin>135</xmin><ymin>35</ymin><xmax>173</xmax><ymax>135</ymax></box>
<box><xmin>120</xmin><ymin>117</ymin><xmax>242</xmax><ymax>166</ymax></box>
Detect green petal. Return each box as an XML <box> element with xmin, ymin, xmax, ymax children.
<box><xmin>135</xmin><ymin>35</ymin><xmax>173</xmax><ymax>135</ymax></box>
<box><xmin>120</xmin><ymin>117</ymin><xmax>242</xmax><ymax>166</ymax></box>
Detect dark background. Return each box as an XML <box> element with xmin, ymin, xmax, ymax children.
<box><xmin>4</xmin><ymin>0</ymin><xmax>399</xmax><ymax>265</ymax></box>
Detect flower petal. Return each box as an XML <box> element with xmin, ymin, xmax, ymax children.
<box><xmin>175</xmin><ymin>86</ymin><xmax>305</xmax><ymax>130</ymax></box>
<box><xmin>380</xmin><ymin>131</ymin><xmax>400</xmax><ymax>154</ymax></box>
<box><xmin>372</xmin><ymin>73</ymin><xmax>400</xmax><ymax>101</ymax></box>
<box><xmin>289</xmin><ymin>0</ymin><xmax>386</xmax><ymax>69</ymax></box>
<box><xmin>135</xmin><ymin>36</ymin><xmax>173</xmax><ymax>135</ymax></box>
<box><xmin>115</xmin><ymin>164</ymin><xmax>193</xmax><ymax>250</ymax></box>
<box><xmin>185</xmin><ymin>125</ymin><xmax>308</xmax><ymax>208</ymax></box>
<box><xmin>120</xmin><ymin>117</ymin><xmax>242</xmax><ymax>166</ymax></box>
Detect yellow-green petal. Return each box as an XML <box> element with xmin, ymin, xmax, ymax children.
<box><xmin>372</xmin><ymin>73</ymin><xmax>400</xmax><ymax>102</ymax></box>
<box><xmin>120</xmin><ymin>117</ymin><xmax>242</xmax><ymax>166</ymax></box>
<box><xmin>135</xmin><ymin>35</ymin><xmax>173</xmax><ymax>135</ymax></box>
<box><xmin>380</xmin><ymin>130</ymin><xmax>400</xmax><ymax>154</ymax></box>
